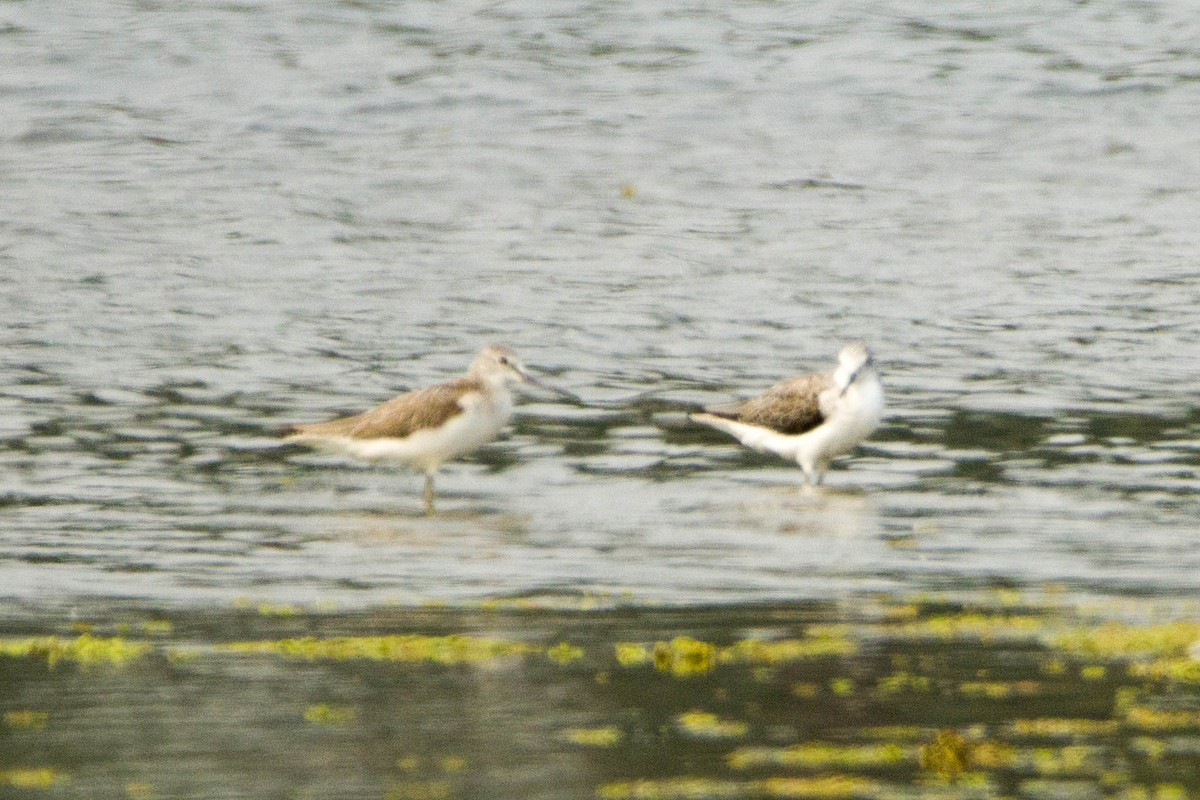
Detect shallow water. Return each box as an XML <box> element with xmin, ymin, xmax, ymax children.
<box><xmin>4</xmin><ymin>597</ymin><xmax>1200</xmax><ymax>799</ymax></box>
<box><xmin>1</xmin><ymin>0</ymin><xmax>1199</xmax><ymax>795</ymax></box>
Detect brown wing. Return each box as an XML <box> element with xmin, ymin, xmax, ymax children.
<box><xmin>706</xmin><ymin>373</ymin><xmax>831</xmax><ymax>435</ymax></box>
<box><xmin>283</xmin><ymin>379</ymin><xmax>479</xmax><ymax>440</ymax></box>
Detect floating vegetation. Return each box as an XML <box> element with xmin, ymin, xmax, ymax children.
<box><xmin>255</xmin><ymin>603</ymin><xmax>303</xmax><ymax>617</ymax></box>
<box><xmin>125</xmin><ymin>781</ymin><xmax>156</xmax><ymax>799</ymax></box>
<box><xmin>676</xmin><ymin>711</ymin><xmax>749</xmax><ymax>740</ymax></box>
<box><xmin>858</xmin><ymin>726</ymin><xmax>926</xmax><ymax>741</ymax></box>
<box><xmin>889</xmin><ymin>613</ymin><xmax>1046</xmax><ymax>641</ymax></box>
<box><xmin>0</xmin><ymin>635</ymin><xmax>151</xmax><ymax>667</ymax></box>
<box><xmin>1053</xmin><ymin>622</ymin><xmax>1200</xmax><ymax>659</ymax></box>
<box><xmin>727</xmin><ymin>742</ymin><xmax>909</xmax><ymax>771</ymax></box>
<box><xmin>874</xmin><ymin>671</ymin><xmax>933</xmax><ymax>696</ymax></box>
<box><xmin>1130</xmin><ymin>657</ymin><xmax>1200</xmax><ymax>684</ymax></box>
<box><xmin>562</xmin><ymin>726</ymin><xmax>624</xmax><ymax>747</ymax></box>
<box><xmin>653</xmin><ymin>637</ymin><xmax>717</xmax><ymax>677</ymax></box>
<box><xmin>222</xmin><ymin>635</ymin><xmax>536</xmax><ymax>665</ymax></box>
<box><xmin>1124</xmin><ymin>706</ymin><xmax>1200</xmax><ymax>731</ymax></box>
<box><xmin>719</xmin><ymin>635</ymin><xmax>856</xmax><ymax>663</ymax></box>
<box><xmin>394</xmin><ymin>755</ymin><xmax>466</xmax><ymax>773</ymax></box>
<box><xmin>1006</xmin><ymin>744</ymin><xmax>1105</xmax><ymax>777</ymax></box>
<box><xmin>384</xmin><ymin>779</ymin><xmax>453</xmax><ymax>800</ymax></box>
<box><xmin>614</xmin><ymin>633</ymin><xmax>854</xmax><ymax>678</ymax></box>
<box><xmin>614</xmin><ymin>636</ymin><xmax>716</xmax><ymax>677</ymax></box>
<box><xmin>0</xmin><ymin>768</ymin><xmax>64</xmax><ymax>789</ymax></box>
<box><xmin>138</xmin><ymin>620</ymin><xmax>175</xmax><ymax>637</ymax></box>
<box><xmin>3</xmin><ymin>593</ymin><xmax>1200</xmax><ymax>798</ymax></box>
<box><xmin>918</xmin><ymin>730</ymin><xmax>972</xmax><ymax>783</ymax></box>
<box><xmin>303</xmin><ymin>704</ymin><xmax>357</xmax><ymax>726</ymax></box>
<box><xmin>597</xmin><ymin>775</ymin><xmax>878</xmax><ymax>799</ymax></box>
<box><xmin>1007</xmin><ymin>718</ymin><xmax>1121</xmax><ymax>738</ymax></box>
<box><xmin>1114</xmin><ymin>784</ymin><xmax>1191</xmax><ymax>800</ymax></box>
<box><xmin>958</xmin><ymin>679</ymin><xmax>1042</xmax><ymax>699</ymax></box>
<box><xmin>546</xmin><ymin>641</ymin><xmax>585</xmax><ymax>665</ymax></box>
<box><xmin>4</xmin><ymin>710</ymin><xmax>49</xmax><ymax>729</ymax></box>
<box><xmin>440</xmin><ymin>757</ymin><xmax>467</xmax><ymax>773</ymax></box>
<box><xmin>116</xmin><ymin>620</ymin><xmax>174</xmax><ymax>637</ymax></box>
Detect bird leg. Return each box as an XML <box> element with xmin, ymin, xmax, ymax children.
<box><xmin>423</xmin><ymin>473</ymin><xmax>436</xmax><ymax>515</ymax></box>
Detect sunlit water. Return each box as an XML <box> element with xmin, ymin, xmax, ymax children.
<box><xmin>2</xmin><ymin>2</ymin><xmax>1199</xmax><ymax>795</ymax></box>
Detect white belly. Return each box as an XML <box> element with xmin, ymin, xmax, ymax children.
<box><xmin>694</xmin><ymin>372</ymin><xmax>883</xmax><ymax>477</ymax></box>
<box><xmin>302</xmin><ymin>392</ymin><xmax>512</xmax><ymax>473</ymax></box>
<box><xmin>815</xmin><ymin>376</ymin><xmax>884</xmax><ymax>459</ymax></box>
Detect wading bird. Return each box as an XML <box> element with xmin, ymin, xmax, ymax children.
<box><xmin>690</xmin><ymin>342</ymin><xmax>884</xmax><ymax>485</ymax></box>
<box><xmin>281</xmin><ymin>344</ymin><xmax>565</xmax><ymax>513</ymax></box>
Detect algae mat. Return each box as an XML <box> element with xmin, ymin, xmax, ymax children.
<box><xmin>2</xmin><ymin>594</ymin><xmax>1199</xmax><ymax>799</ymax></box>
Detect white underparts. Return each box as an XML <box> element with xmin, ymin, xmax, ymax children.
<box><xmin>694</xmin><ymin>372</ymin><xmax>883</xmax><ymax>484</ymax></box>
<box><xmin>289</xmin><ymin>389</ymin><xmax>513</xmax><ymax>475</ymax></box>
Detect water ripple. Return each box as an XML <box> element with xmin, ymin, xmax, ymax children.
<box><xmin>2</xmin><ymin>0</ymin><xmax>1198</xmax><ymax>608</ymax></box>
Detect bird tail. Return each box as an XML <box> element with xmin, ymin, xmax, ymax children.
<box><xmin>691</xmin><ymin>412</ymin><xmax>785</xmax><ymax>455</ymax></box>
<box><xmin>691</xmin><ymin>411</ymin><xmax>749</xmax><ymax>440</ymax></box>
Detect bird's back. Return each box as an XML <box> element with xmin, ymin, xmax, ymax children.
<box><xmin>705</xmin><ymin>373</ymin><xmax>831</xmax><ymax>436</ymax></box>
<box><xmin>282</xmin><ymin>379</ymin><xmax>481</xmax><ymax>441</ymax></box>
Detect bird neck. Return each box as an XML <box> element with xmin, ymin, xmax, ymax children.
<box><xmin>476</xmin><ymin>371</ymin><xmax>515</xmax><ymax>393</ymax></box>
<box><xmin>835</xmin><ymin>362</ymin><xmax>876</xmax><ymax>394</ymax></box>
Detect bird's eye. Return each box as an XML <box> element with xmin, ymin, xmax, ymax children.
<box><xmin>498</xmin><ymin>356</ymin><xmax>511</xmax><ymax>366</ymax></box>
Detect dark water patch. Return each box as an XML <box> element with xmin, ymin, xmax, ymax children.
<box><xmin>903</xmin><ymin>19</ymin><xmax>1003</xmax><ymax>43</ymax></box>
<box><xmin>767</xmin><ymin>177</ymin><xmax>868</xmax><ymax>191</ymax></box>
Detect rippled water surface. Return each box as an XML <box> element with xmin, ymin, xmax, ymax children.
<box><xmin>3</xmin><ymin>0</ymin><xmax>1197</xmax><ymax>609</ymax></box>
<box><xmin>1</xmin><ymin>1</ymin><xmax>1199</xmax><ymax>794</ymax></box>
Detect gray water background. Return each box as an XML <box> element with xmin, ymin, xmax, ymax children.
<box><xmin>2</xmin><ymin>0</ymin><xmax>1199</xmax><ymax>611</ymax></box>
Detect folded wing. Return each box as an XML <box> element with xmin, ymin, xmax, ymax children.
<box><xmin>282</xmin><ymin>379</ymin><xmax>478</xmax><ymax>440</ymax></box>
<box><xmin>704</xmin><ymin>373</ymin><xmax>831</xmax><ymax>436</ymax></box>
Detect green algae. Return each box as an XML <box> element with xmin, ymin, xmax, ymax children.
<box><xmin>303</xmin><ymin>704</ymin><xmax>358</xmax><ymax>725</ymax></box>
<box><xmin>1130</xmin><ymin>657</ymin><xmax>1200</xmax><ymax>684</ymax></box>
<box><xmin>889</xmin><ymin>612</ymin><xmax>1047</xmax><ymax>641</ymax></box>
<box><xmin>546</xmin><ymin>641</ymin><xmax>585</xmax><ymax>665</ymax></box>
<box><xmin>957</xmin><ymin>678</ymin><xmax>1043</xmax><ymax>699</ymax></box>
<box><xmin>874</xmin><ymin>670</ymin><xmax>933</xmax><ymax>696</ymax></box>
<box><xmin>1124</xmin><ymin>706</ymin><xmax>1200</xmax><ymax>731</ymax></box>
<box><xmin>1052</xmin><ymin>622</ymin><xmax>1200</xmax><ymax>659</ymax></box>
<box><xmin>720</xmin><ymin>635</ymin><xmax>857</xmax><ymax>662</ymax></box>
<box><xmin>676</xmin><ymin>711</ymin><xmax>749</xmax><ymax>740</ymax></box>
<box><xmin>0</xmin><ymin>634</ymin><xmax>152</xmax><ymax>667</ymax></box>
<box><xmin>384</xmin><ymin>779</ymin><xmax>454</xmax><ymax>800</ymax></box>
<box><xmin>4</xmin><ymin>710</ymin><xmax>49</xmax><ymax>729</ymax></box>
<box><xmin>1116</xmin><ymin>786</ymin><xmax>1191</xmax><ymax>800</ymax></box>
<box><xmin>597</xmin><ymin>775</ymin><xmax>877</xmax><ymax>799</ymax></box>
<box><xmin>562</xmin><ymin>726</ymin><xmax>624</xmax><ymax>747</ymax></box>
<box><xmin>918</xmin><ymin>730</ymin><xmax>972</xmax><ymax>783</ymax></box>
<box><xmin>1007</xmin><ymin>718</ymin><xmax>1121</xmax><ymax>738</ymax></box>
<box><xmin>3</xmin><ymin>593</ymin><xmax>1200</xmax><ymax>799</ymax></box>
<box><xmin>728</xmin><ymin>742</ymin><xmax>910</xmax><ymax>771</ymax></box>
<box><xmin>221</xmin><ymin>634</ymin><xmax>537</xmax><ymax>664</ymax></box>
<box><xmin>0</xmin><ymin>768</ymin><xmax>65</xmax><ymax>789</ymax></box>
<box><xmin>614</xmin><ymin>633</ymin><xmax>855</xmax><ymax>678</ymax></box>
<box><xmin>1010</xmin><ymin>745</ymin><xmax>1106</xmax><ymax>777</ymax></box>
<box><xmin>614</xmin><ymin>636</ymin><xmax>717</xmax><ymax>677</ymax></box>
<box><xmin>124</xmin><ymin>782</ymin><xmax>156</xmax><ymax>799</ymax></box>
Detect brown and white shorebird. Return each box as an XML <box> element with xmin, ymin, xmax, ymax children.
<box><xmin>690</xmin><ymin>342</ymin><xmax>884</xmax><ymax>486</ymax></box>
<box><xmin>280</xmin><ymin>344</ymin><xmax>562</xmax><ymax>513</ymax></box>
